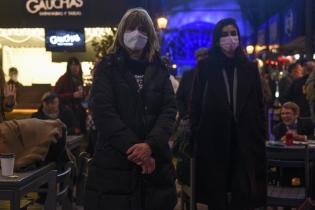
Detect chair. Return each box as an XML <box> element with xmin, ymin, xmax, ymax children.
<box><xmin>76</xmin><ymin>152</ymin><xmax>93</xmax><ymax>205</ymax></box>
<box><xmin>37</xmin><ymin>161</ymin><xmax>74</xmax><ymax>210</ymax></box>
<box><xmin>180</xmin><ymin>157</ymin><xmax>197</xmax><ymax>210</ymax></box>
<box><xmin>56</xmin><ymin>161</ymin><xmax>74</xmax><ymax>210</ymax></box>
<box><xmin>266</xmin><ymin>144</ymin><xmax>311</xmax><ymax>208</ymax></box>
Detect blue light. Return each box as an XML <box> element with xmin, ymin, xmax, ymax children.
<box><xmin>161</xmin><ymin>1</ymin><xmax>253</xmax><ymax>76</ymax></box>
<box><xmin>162</xmin><ymin>21</ymin><xmax>214</xmax><ymax>75</ymax></box>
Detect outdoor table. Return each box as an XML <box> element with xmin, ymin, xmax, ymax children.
<box><xmin>266</xmin><ymin>140</ymin><xmax>315</xmax><ymax>151</ymax></box>
<box><xmin>0</xmin><ymin>162</ymin><xmax>57</xmax><ymax>210</ymax></box>
<box><xmin>266</xmin><ymin>140</ymin><xmax>315</xmax><ymax>186</ymax></box>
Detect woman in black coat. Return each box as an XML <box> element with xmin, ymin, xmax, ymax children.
<box><xmin>85</xmin><ymin>8</ymin><xmax>177</xmax><ymax>210</ymax></box>
<box><xmin>190</xmin><ymin>18</ymin><xmax>267</xmax><ymax>209</ymax></box>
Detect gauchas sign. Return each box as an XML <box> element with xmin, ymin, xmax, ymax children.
<box><xmin>25</xmin><ymin>0</ymin><xmax>84</xmax><ymax>16</ymax></box>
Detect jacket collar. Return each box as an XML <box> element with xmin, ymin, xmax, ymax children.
<box><xmin>205</xmin><ymin>57</ymin><xmax>252</xmax><ymax>120</ymax></box>
<box><xmin>114</xmin><ymin>49</ymin><xmax>162</xmax><ymax>96</ymax></box>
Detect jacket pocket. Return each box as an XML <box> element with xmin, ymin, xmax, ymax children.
<box><xmin>144</xmin><ymin>163</ymin><xmax>176</xmax><ymax>186</ymax></box>
<box><xmin>84</xmin><ymin>189</ymin><xmax>99</xmax><ymax>210</ymax></box>
<box><xmin>87</xmin><ymin>165</ymin><xmax>137</xmax><ymax>194</ymax></box>
<box><xmin>145</xmin><ymin>185</ymin><xmax>177</xmax><ymax>210</ymax></box>
<box><xmin>99</xmin><ymin>194</ymin><xmax>132</xmax><ymax>210</ymax></box>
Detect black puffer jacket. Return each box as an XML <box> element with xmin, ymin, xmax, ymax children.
<box><xmin>85</xmin><ymin>50</ymin><xmax>177</xmax><ymax>210</ymax></box>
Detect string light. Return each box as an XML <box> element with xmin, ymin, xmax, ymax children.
<box><xmin>0</xmin><ymin>27</ymin><xmax>116</xmax><ymax>44</ymax></box>
<box><xmin>0</xmin><ymin>28</ymin><xmax>45</xmax><ymax>37</ymax></box>
<box><xmin>84</xmin><ymin>27</ymin><xmax>116</xmax><ymax>43</ymax></box>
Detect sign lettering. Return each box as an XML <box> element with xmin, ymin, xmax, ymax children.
<box><xmin>49</xmin><ymin>34</ymin><xmax>81</xmax><ymax>46</ymax></box>
<box><xmin>26</xmin><ymin>0</ymin><xmax>84</xmax><ymax>16</ymax></box>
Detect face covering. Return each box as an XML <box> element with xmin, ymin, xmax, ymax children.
<box><xmin>123</xmin><ymin>30</ymin><xmax>148</xmax><ymax>51</ymax></box>
<box><xmin>11</xmin><ymin>75</ymin><xmax>17</xmax><ymax>82</ymax></box>
<box><xmin>219</xmin><ymin>35</ymin><xmax>239</xmax><ymax>53</ymax></box>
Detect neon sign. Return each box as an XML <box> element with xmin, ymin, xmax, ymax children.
<box><xmin>45</xmin><ymin>29</ymin><xmax>85</xmax><ymax>52</ymax></box>
<box><xmin>49</xmin><ymin>34</ymin><xmax>81</xmax><ymax>46</ymax></box>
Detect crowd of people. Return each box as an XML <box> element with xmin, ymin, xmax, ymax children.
<box><xmin>1</xmin><ymin>6</ymin><xmax>315</xmax><ymax>210</ymax></box>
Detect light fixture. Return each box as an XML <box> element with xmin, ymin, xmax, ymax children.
<box><xmin>294</xmin><ymin>54</ymin><xmax>300</xmax><ymax>60</ymax></box>
<box><xmin>313</xmin><ymin>54</ymin><xmax>315</xmax><ymax>60</ymax></box>
<box><xmin>255</xmin><ymin>45</ymin><xmax>267</xmax><ymax>54</ymax></box>
<box><xmin>256</xmin><ymin>58</ymin><xmax>264</xmax><ymax>69</ymax></box>
<box><xmin>246</xmin><ymin>45</ymin><xmax>254</xmax><ymax>55</ymax></box>
<box><xmin>172</xmin><ymin>64</ymin><xmax>177</xmax><ymax>69</ymax></box>
<box><xmin>0</xmin><ymin>28</ymin><xmax>45</xmax><ymax>37</ymax></box>
<box><xmin>157</xmin><ymin>17</ymin><xmax>168</xmax><ymax>30</ymax></box>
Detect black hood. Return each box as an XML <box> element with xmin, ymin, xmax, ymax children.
<box><xmin>212</xmin><ymin>18</ymin><xmax>241</xmax><ymax>48</ymax></box>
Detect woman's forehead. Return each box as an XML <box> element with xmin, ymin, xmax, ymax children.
<box><xmin>125</xmin><ymin>14</ymin><xmax>149</xmax><ymax>30</ymax></box>
<box><xmin>222</xmin><ymin>24</ymin><xmax>237</xmax><ymax>32</ymax></box>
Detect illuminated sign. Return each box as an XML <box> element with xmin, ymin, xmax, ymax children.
<box><xmin>25</xmin><ymin>0</ymin><xmax>84</xmax><ymax>17</ymax></box>
<box><xmin>49</xmin><ymin>34</ymin><xmax>81</xmax><ymax>46</ymax></box>
<box><xmin>45</xmin><ymin>29</ymin><xmax>85</xmax><ymax>52</ymax></box>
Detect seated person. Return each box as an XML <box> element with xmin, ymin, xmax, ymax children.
<box><xmin>273</xmin><ymin>102</ymin><xmax>314</xmax><ymax>187</ymax></box>
<box><xmin>273</xmin><ymin>101</ymin><xmax>315</xmax><ymax>141</ymax></box>
<box><xmin>32</xmin><ymin>91</ymin><xmax>81</xmax><ymax>135</ymax></box>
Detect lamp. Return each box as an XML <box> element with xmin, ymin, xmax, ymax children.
<box><xmin>157</xmin><ymin>17</ymin><xmax>168</xmax><ymax>30</ymax></box>
<box><xmin>246</xmin><ymin>45</ymin><xmax>254</xmax><ymax>55</ymax></box>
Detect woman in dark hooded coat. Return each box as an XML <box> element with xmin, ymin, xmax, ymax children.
<box><xmin>190</xmin><ymin>18</ymin><xmax>267</xmax><ymax>209</ymax></box>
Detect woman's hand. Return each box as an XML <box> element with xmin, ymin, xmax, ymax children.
<box><xmin>127</xmin><ymin>143</ymin><xmax>152</xmax><ymax>164</ymax></box>
<box><xmin>140</xmin><ymin>157</ymin><xmax>155</xmax><ymax>174</ymax></box>
<box><xmin>4</xmin><ymin>84</ymin><xmax>16</xmax><ymax>99</ymax></box>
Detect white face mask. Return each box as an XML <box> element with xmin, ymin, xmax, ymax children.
<box><xmin>123</xmin><ymin>30</ymin><xmax>148</xmax><ymax>51</ymax></box>
<box><xmin>219</xmin><ymin>35</ymin><xmax>239</xmax><ymax>53</ymax></box>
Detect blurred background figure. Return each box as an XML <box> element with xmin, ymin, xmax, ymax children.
<box><xmin>54</xmin><ymin>57</ymin><xmax>86</xmax><ymax>133</ymax></box>
<box><xmin>7</xmin><ymin>67</ymin><xmax>22</xmax><ymax>104</ymax></box>
<box><xmin>32</xmin><ymin>91</ymin><xmax>80</xmax><ymax>135</ymax></box>
<box><xmin>304</xmin><ymin>61</ymin><xmax>315</xmax><ymax>121</ymax></box>
<box><xmin>256</xmin><ymin>60</ymin><xmax>273</xmax><ymax>109</ymax></box>
<box><xmin>0</xmin><ymin>67</ymin><xmax>16</xmax><ymax>122</ymax></box>
<box><xmin>279</xmin><ymin>62</ymin><xmax>303</xmax><ymax>104</ymax></box>
<box><xmin>284</xmin><ymin>61</ymin><xmax>312</xmax><ymax>118</ymax></box>
<box><xmin>172</xmin><ymin>47</ymin><xmax>209</xmax><ymax>189</ymax></box>
<box><xmin>85</xmin><ymin>58</ymin><xmax>100</xmax><ymax>156</ymax></box>
<box><xmin>176</xmin><ymin>47</ymin><xmax>208</xmax><ymax>120</ymax></box>
<box><xmin>7</xmin><ymin>67</ymin><xmax>23</xmax><ymax>88</ymax></box>
<box><xmin>161</xmin><ymin>55</ymin><xmax>179</xmax><ymax>93</ymax></box>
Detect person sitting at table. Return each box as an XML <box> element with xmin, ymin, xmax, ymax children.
<box><xmin>273</xmin><ymin>101</ymin><xmax>315</xmax><ymax>141</ymax></box>
<box><xmin>272</xmin><ymin>101</ymin><xmax>315</xmax><ymax>190</ymax></box>
<box><xmin>32</xmin><ymin>91</ymin><xmax>81</xmax><ymax>135</ymax></box>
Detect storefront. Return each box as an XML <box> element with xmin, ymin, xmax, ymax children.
<box><xmin>0</xmin><ymin>0</ymin><xmax>142</xmax><ymax>85</ymax></box>
<box><xmin>254</xmin><ymin>0</ymin><xmax>314</xmax><ymax>56</ymax></box>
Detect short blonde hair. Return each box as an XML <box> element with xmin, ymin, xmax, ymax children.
<box><xmin>282</xmin><ymin>102</ymin><xmax>300</xmax><ymax>115</ymax></box>
<box><xmin>107</xmin><ymin>8</ymin><xmax>159</xmax><ymax>62</ymax></box>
